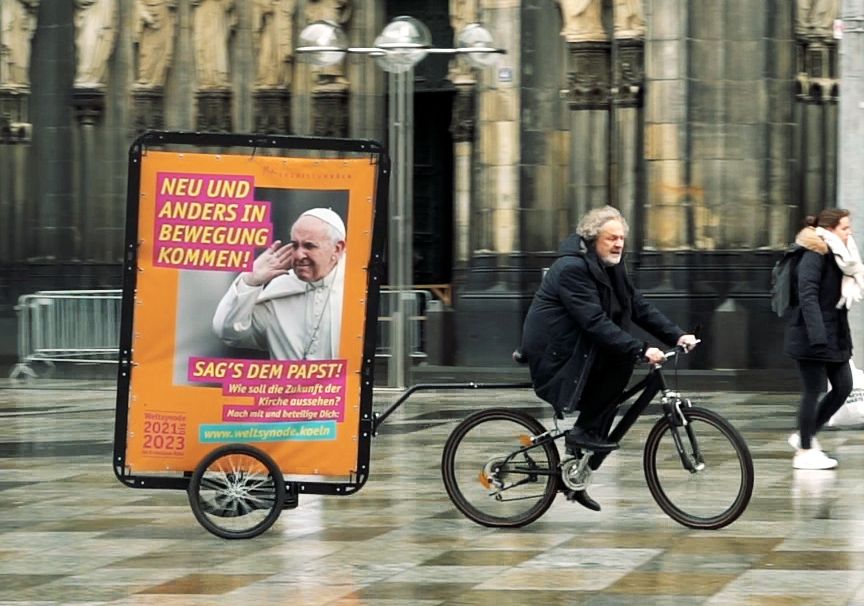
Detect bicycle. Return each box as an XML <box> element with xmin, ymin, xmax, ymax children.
<box><xmin>441</xmin><ymin>344</ymin><xmax>755</xmax><ymax>530</ymax></box>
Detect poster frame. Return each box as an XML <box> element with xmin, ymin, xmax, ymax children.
<box><xmin>112</xmin><ymin>130</ymin><xmax>389</xmax><ymax>497</ymax></box>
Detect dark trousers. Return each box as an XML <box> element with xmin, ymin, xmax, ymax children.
<box><xmin>796</xmin><ymin>359</ymin><xmax>853</xmax><ymax>449</ymax></box>
<box><xmin>574</xmin><ymin>355</ymin><xmax>635</xmax><ymax>437</ymax></box>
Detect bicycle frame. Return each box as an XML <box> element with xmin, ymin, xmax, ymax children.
<box><xmin>480</xmin><ymin>364</ymin><xmax>684</xmax><ymax>491</ymax></box>
<box><xmin>497</xmin><ymin>357</ymin><xmax>701</xmax><ymax>477</ymax></box>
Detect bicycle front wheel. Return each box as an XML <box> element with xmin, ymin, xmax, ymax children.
<box><xmin>644</xmin><ymin>406</ymin><xmax>754</xmax><ymax>530</ymax></box>
<box><xmin>441</xmin><ymin>408</ymin><xmax>560</xmax><ymax>528</ymax></box>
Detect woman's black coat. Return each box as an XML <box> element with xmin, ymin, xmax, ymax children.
<box><xmin>520</xmin><ymin>235</ymin><xmax>684</xmax><ymax>414</ymax></box>
<box><xmin>784</xmin><ymin>231</ymin><xmax>852</xmax><ymax>362</ymax></box>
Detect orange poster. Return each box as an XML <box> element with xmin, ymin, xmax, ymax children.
<box><xmin>114</xmin><ymin>134</ymin><xmax>387</xmax><ymax>484</ymax></box>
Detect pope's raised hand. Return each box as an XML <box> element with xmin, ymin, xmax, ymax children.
<box><xmin>241</xmin><ymin>240</ymin><xmax>296</xmax><ymax>287</ymax></box>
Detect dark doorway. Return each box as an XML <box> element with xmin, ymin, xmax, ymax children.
<box><xmin>413</xmin><ymin>90</ymin><xmax>454</xmax><ymax>284</ymax></box>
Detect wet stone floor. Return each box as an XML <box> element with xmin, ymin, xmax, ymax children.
<box><xmin>2</xmin><ymin>378</ymin><xmax>864</xmax><ymax>605</ymax></box>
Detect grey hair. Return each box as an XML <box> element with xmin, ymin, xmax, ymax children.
<box><xmin>576</xmin><ymin>205</ymin><xmax>629</xmax><ymax>241</ymax></box>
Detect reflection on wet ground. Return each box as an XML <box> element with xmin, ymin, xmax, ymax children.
<box><xmin>3</xmin><ymin>379</ymin><xmax>864</xmax><ymax>605</ymax></box>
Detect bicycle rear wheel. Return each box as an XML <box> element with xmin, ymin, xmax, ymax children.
<box><xmin>441</xmin><ymin>408</ymin><xmax>560</xmax><ymax>528</ymax></box>
<box><xmin>644</xmin><ymin>405</ymin><xmax>753</xmax><ymax>530</ymax></box>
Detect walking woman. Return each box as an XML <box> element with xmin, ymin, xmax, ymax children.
<box><xmin>784</xmin><ymin>208</ymin><xmax>864</xmax><ymax>469</ymax></box>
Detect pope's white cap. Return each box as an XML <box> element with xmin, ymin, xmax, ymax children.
<box><xmin>299</xmin><ymin>207</ymin><xmax>346</xmax><ymax>239</ymax></box>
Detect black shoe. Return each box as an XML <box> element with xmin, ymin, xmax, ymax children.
<box><xmin>565</xmin><ymin>426</ymin><xmax>619</xmax><ymax>452</ymax></box>
<box><xmin>566</xmin><ymin>489</ymin><xmax>601</xmax><ymax>512</ymax></box>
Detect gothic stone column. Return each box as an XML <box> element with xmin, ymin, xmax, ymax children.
<box><xmin>566</xmin><ymin>40</ymin><xmax>611</xmax><ymax>220</ymax></box>
<box><xmin>73</xmin><ymin>87</ymin><xmax>107</xmax><ymax>260</ymax></box>
<box><xmin>452</xmin><ymin>0</ymin><xmax>523</xmax><ymax>365</ymax></box>
<box><xmin>0</xmin><ymin>89</ymin><xmax>32</xmax><ymax>262</ymax></box>
<box><xmin>611</xmin><ymin>38</ymin><xmax>644</xmax><ymax>236</ymax></box>
<box><xmin>795</xmin><ymin>33</ymin><xmax>839</xmax><ymax>223</ymax></box>
<box><xmin>451</xmin><ymin>83</ymin><xmax>475</xmax><ymax>266</ymax></box>
<box><xmin>643</xmin><ymin>0</ymin><xmax>688</xmax><ymax>249</ymax></box>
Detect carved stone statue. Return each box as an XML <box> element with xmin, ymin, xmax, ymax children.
<box><xmin>304</xmin><ymin>0</ymin><xmax>352</xmax><ymax>91</ymax></box>
<box><xmin>192</xmin><ymin>0</ymin><xmax>236</xmax><ymax>89</ymax></box>
<box><xmin>252</xmin><ymin>0</ymin><xmax>295</xmax><ymax>88</ymax></box>
<box><xmin>134</xmin><ymin>0</ymin><xmax>176</xmax><ymax>89</ymax></box>
<box><xmin>304</xmin><ymin>0</ymin><xmax>352</xmax><ymax>28</ymax></box>
<box><xmin>614</xmin><ymin>0</ymin><xmax>644</xmax><ymax>39</ymax></box>
<box><xmin>797</xmin><ymin>0</ymin><xmax>840</xmax><ymax>33</ymax></box>
<box><xmin>448</xmin><ymin>0</ymin><xmax>477</xmax><ymax>85</ymax></box>
<box><xmin>557</xmin><ymin>0</ymin><xmax>605</xmax><ymax>43</ymax></box>
<box><xmin>74</xmin><ymin>0</ymin><xmax>118</xmax><ymax>88</ymax></box>
<box><xmin>1</xmin><ymin>0</ymin><xmax>39</xmax><ymax>89</ymax></box>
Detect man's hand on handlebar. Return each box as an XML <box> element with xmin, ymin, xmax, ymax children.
<box><xmin>677</xmin><ymin>334</ymin><xmax>700</xmax><ymax>353</ymax></box>
<box><xmin>644</xmin><ymin>347</ymin><xmax>667</xmax><ymax>364</ymax></box>
<box><xmin>643</xmin><ymin>336</ymin><xmax>700</xmax><ymax>364</ymax></box>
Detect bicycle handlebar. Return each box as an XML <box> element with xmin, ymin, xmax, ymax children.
<box><xmin>513</xmin><ymin>340</ymin><xmax>700</xmax><ymax>368</ymax></box>
<box><xmin>655</xmin><ymin>339</ymin><xmax>701</xmax><ymax>365</ymax></box>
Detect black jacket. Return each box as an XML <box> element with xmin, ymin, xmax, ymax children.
<box><xmin>783</xmin><ymin>227</ymin><xmax>852</xmax><ymax>362</ymax></box>
<box><xmin>520</xmin><ymin>235</ymin><xmax>684</xmax><ymax>414</ymax></box>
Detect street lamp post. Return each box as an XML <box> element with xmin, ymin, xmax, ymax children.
<box><xmin>298</xmin><ymin>17</ymin><xmax>503</xmax><ymax>389</ymax></box>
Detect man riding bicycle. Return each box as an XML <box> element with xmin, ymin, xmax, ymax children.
<box><xmin>519</xmin><ymin>205</ymin><xmax>698</xmax><ymax>511</ymax></box>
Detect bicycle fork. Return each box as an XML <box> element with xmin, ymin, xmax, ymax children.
<box><xmin>660</xmin><ymin>393</ymin><xmax>705</xmax><ymax>473</ymax></box>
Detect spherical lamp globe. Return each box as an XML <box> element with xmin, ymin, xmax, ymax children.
<box><xmin>457</xmin><ymin>23</ymin><xmax>500</xmax><ymax>69</ymax></box>
<box><xmin>373</xmin><ymin>16</ymin><xmax>432</xmax><ymax>74</ymax></box>
<box><xmin>297</xmin><ymin>20</ymin><xmax>348</xmax><ymax>67</ymax></box>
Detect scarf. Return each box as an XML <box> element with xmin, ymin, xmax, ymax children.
<box><xmin>815</xmin><ymin>227</ymin><xmax>864</xmax><ymax>309</ymax></box>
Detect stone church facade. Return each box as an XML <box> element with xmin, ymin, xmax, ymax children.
<box><xmin>0</xmin><ymin>0</ymin><xmax>841</xmax><ymax>377</ymax></box>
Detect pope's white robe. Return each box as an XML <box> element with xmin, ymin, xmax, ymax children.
<box><xmin>212</xmin><ymin>259</ymin><xmax>345</xmax><ymax>360</ymax></box>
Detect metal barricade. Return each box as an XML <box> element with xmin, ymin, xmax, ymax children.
<box><xmin>375</xmin><ymin>289</ymin><xmax>431</xmax><ymax>362</ymax></box>
<box><xmin>10</xmin><ymin>287</ymin><xmax>431</xmax><ymax>380</ymax></box>
<box><xmin>10</xmin><ymin>290</ymin><xmax>122</xmax><ymax>378</ymax></box>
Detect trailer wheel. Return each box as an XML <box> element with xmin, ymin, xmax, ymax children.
<box><xmin>188</xmin><ymin>444</ymin><xmax>285</xmax><ymax>539</ymax></box>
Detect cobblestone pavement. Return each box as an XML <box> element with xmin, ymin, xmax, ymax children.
<box><xmin>2</xmin><ymin>378</ymin><xmax>864</xmax><ymax>605</ymax></box>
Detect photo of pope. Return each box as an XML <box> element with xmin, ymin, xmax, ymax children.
<box><xmin>212</xmin><ymin>207</ymin><xmax>347</xmax><ymax>360</ymax></box>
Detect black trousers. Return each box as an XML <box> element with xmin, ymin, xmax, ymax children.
<box><xmin>574</xmin><ymin>354</ymin><xmax>635</xmax><ymax>437</ymax></box>
<box><xmin>796</xmin><ymin>359</ymin><xmax>853</xmax><ymax>450</ymax></box>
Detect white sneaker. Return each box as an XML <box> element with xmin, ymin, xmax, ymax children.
<box><xmin>793</xmin><ymin>448</ymin><xmax>838</xmax><ymax>470</ymax></box>
<box><xmin>788</xmin><ymin>432</ymin><xmax>821</xmax><ymax>452</ymax></box>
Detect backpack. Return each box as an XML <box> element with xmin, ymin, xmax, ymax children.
<box><xmin>770</xmin><ymin>245</ymin><xmax>805</xmax><ymax>318</ymax></box>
